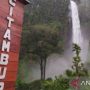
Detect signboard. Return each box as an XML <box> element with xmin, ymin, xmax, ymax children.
<box><xmin>0</xmin><ymin>0</ymin><xmax>29</xmax><ymax>90</ymax></box>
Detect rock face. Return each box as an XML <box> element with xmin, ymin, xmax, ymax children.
<box><xmin>78</xmin><ymin>0</ymin><xmax>90</xmax><ymax>39</ymax></box>
<box><xmin>77</xmin><ymin>0</ymin><xmax>90</xmax><ymax>62</ymax></box>
<box><xmin>79</xmin><ymin>0</ymin><xmax>90</xmax><ymax>20</ymax></box>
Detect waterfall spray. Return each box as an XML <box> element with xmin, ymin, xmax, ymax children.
<box><xmin>70</xmin><ymin>0</ymin><xmax>89</xmax><ymax>62</ymax></box>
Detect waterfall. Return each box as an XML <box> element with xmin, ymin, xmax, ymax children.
<box><xmin>70</xmin><ymin>0</ymin><xmax>83</xmax><ymax>45</ymax></box>
<box><xmin>70</xmin><ymin>0</ymin><xmax>89</xmax><ymax>62</ymax></box>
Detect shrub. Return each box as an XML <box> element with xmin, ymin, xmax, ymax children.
<box><xmin>16</xmin><ymin>76</ymin><xmax>70</xmax><ymax>90</ymax></box>
<box><xmin>16</xmin><ymin>80</ymin><xmax>42</xmax><ymax>90</ymax></box>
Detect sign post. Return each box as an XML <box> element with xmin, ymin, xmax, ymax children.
<box><xmin>0</xmin><ymin>0</ymin><xmax>29</xmax><ymax>90</ymax></box>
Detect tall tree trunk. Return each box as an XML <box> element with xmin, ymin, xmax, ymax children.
<box><xmin>40</xmin><ymin>57</ymin><xmax>46</xmax><ymax>80</ymax></box>
<box><xmin>43</xmin><ymin>58</ymin><xmax>46</xmax><ymax>79</ymax></box>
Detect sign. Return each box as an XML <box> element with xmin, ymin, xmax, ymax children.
<box><xmin>0</xmin><ymin>0</ymin><xmax>29</xmax><ymax>90</ymax></box>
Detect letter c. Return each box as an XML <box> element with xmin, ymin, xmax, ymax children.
<box><xmin>9</xmin><ymin>0</ymin><xmax>16</xmax><ymax>7</ymax></box>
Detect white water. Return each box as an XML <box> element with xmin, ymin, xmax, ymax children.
<box><xmin>70</xmin><ymin>0</ymin><xmax>89</xmax><ymax>62</ymax></box>
<box><xmin>71</xmin><ymin>0</ymin><xmax>83</xmax><ymax>45</ymax></box>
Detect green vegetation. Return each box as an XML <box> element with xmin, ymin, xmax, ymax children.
<box><xmin>16</xmin><ymin>76</ymin><xmax>69</xmax><ymax>90</ymax></box>
<box><xmin>16</xmin><ymin>0</ymin><xmax>89</xmax><ymax>90</ymax></box>
<box><xmin>16</xmin><ymin>44</ymin><xmax>89</xmax><ymax>90</ymax></box>
<box><xmin>66</xmin><ymin>44</ymin><xmax>88</xmax><ymax>77</ymax></box>
<box><xmin>20</xmin><ymin>23</ymin><xmax>64</xmax><ymax>80</ymax></box>
<box><xmin>24</xmin><ymin>0</ymin><xmax>69</xmax><ymax>25</ymax></box>
<box><xmin>20</xmin><ymin>0</ymin><xmax>70</xmax><ymax>80</ymax></box>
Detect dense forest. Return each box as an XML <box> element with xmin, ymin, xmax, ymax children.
<box><xmin>19</xmin><ymin>0</ymin><xmax>70</xmax><ymax>81</ymax></box>
<box><xmin>16</xmin><ymin>0</ymin><xmax>90</xmax><ymax>90</ymax></box>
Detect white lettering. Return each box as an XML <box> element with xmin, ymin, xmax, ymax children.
<box><xmin>81</xmin><ymin>81</ymin><xmax>90</xmax><ymax>86</ymax></box>
<box><xmin>7</xmin><ymin>16</ymin><xmax>14</xmax><ymax>27</ymax></box>
<box><xmin>0</xmin><ymin>53</ymin><xmax>9</xmax><ymax>65</ymax></box>
<box><xmin>0</xmin><ymin>82</ymin><xmax>4</xmax><ymax>90</ymax></box>
<box><xmin>81</xmin><ymin>81</ymin><xmax>86</xmax><ymax>85</ymax></box>
<box><xmin>0</xmin><ymin>0</ymin><xmax>17</xmax><ymax>89</ymax></box>
<box><xmin>0</xmin><ymin>67</ymin><xmax>7</xmax><ymax>79</ymax></box>
<box><xmin>4</xmin><ymin>29</ymin><xmax>11</xmax><ymax>40</ymax></box>
<box><xmin>9</xmin><ymin>6</ymin><xmax>14</xmax><ymax>16</ymax></box>
<box><xmin>86</xmin><ymin>81</ymin><xmax>90</xmax><ymax>85</ymax></box>
<box><xmin>2</xmin><ymin>40</ymin><xmax>10</xmax><ymax>52</ymax></box>
<box><xmin>9</xmin><ymin>0</ymin><xmax>16</xmax><ymax>7</ymax></box>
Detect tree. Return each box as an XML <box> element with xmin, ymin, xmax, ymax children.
<box><xmin>25</xmin><ymin>0</ymin><xmax>69</xmax><ymax>25</ymax></box>
<box><xmin>20</xmin><ymin>0</ymin><xmax>70</xmax><ymax>80</ymax></box>
<box><xmin>66</xmin><ymin>44</ymin><xmax>88</xmax><ymax>77</ymax></box>
<box><xmin>20</xmin><ymin>23</ymin><xmax>64</xmax><ymax>80</ymax></box>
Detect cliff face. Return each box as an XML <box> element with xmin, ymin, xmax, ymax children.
<box><xmin>77</xmin><ymin>0</ymin><xmax>90</xmax><ymax>39</ymax></box>
<box><xmin>78</xmin><ymin>0</ymin><xmax>90</xmax><ymax>63</ymax></box>
<box><xmin>79</xmin><ymin>0</ymin><xmax>90</xmax><ymax>21</ymax></box>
